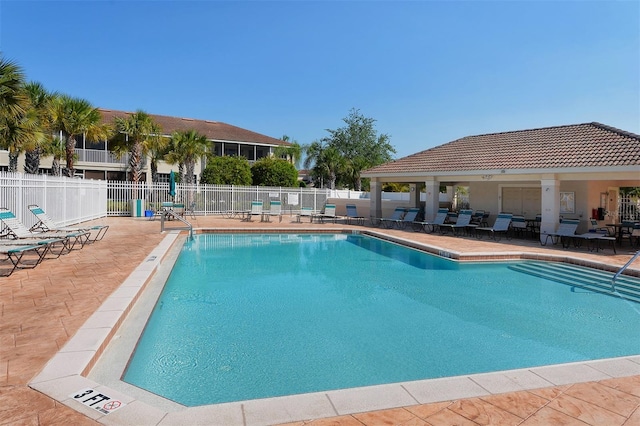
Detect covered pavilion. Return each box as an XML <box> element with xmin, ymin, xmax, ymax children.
<box><xmin>362</xmin><ymin>122</ymin><xmax>640</xmax><ymax>237</ymax></box>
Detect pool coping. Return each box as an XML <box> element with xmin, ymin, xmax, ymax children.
<box><xmin>28</xmin><ymin>228</ymin><xmax>640</xmax><ymax>426</ymax></box>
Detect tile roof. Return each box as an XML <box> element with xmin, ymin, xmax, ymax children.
<box><xmin>364</xmin><ymin>122</ymin><xmax>640</xmax><ymax>175</ymax></box>
<box><xmin>98</xmin><ymin>109</ymin><xmax>290</xmax><ymax>147</ymax></box>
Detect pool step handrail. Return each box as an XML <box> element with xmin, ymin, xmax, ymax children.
<box><xmin>160</xmin><ymin>209</ymin><xmax>193</xmax><ymax>238</ymax></box>
<box><xmin>612</xmin><ymin>250</ymin><xmax>640</xmax><ymax>292</ymax></box>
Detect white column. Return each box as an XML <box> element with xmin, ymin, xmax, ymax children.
<box><xmin>540</xmin><ymin>178</ymin><xmax>560</xmax><ymax>241</ymax></box>
<box><xmin>370</xmin><ymin>179</ymin><xmax>383</xmax><ymax>219</ymax></box>
<box><xmin>424</xmin><ymin>179</ymin><xmax>439</xmax><ymax>221</ymax></box>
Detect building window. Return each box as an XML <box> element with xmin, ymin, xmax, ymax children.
<box><xmin>240</xmin><ymin>144</ymin><xmax>254</xmax><ymax>160</ymax></box>
<box><xmin>256</xmin><ymin>146</ymin><xmax>269</xmax><ymax>159</ymax></box>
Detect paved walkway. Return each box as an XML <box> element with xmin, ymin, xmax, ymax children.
<box><xmin>1</xmin><ymin>215</ymin><xmax>639</xmax><ymax>425</ymax></box>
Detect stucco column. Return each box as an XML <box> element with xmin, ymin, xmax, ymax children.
<box><xmin>370</xmin><ymin>179</ymin><xmax>382</xmax><ymax>220</ymax></box>
<box><xmin>540</xmin><ymin>178</ymin><xmax>560</xmax><ymax>242</ymax></box>
<box><xmin>409</xmin><ymin>183</ymin><xmax>419</xmax><ymax>208</ymax></box>
<box><xmin>424</xmin><ymin>179</ymin><xmax>439</xmax><ymax>221</ymax></box>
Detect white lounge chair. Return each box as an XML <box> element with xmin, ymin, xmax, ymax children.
<box><xmin>28</xmin><ymin>204</ymin><xmax>109</xmax><ymax>242</ymax></box>
<box><xmin>0</xmin><ymin>208</ymin><xmax>90</xmax><ymax>252</ymax></box>
<box><xmin>261</xmin><ymin>200</ymin><xmax>282</xmax><ymax>223</ymax></box>
<box><xmin>0</xmin><ymin>243</ymin><xmax>50</xmax><ymax>277</ymax></box>
<box><xmin>242</xmin><ymin>201</ymin><xmax>263</xmax><ymax>222</ymax></box>
<box><xmin>311</xmin><ymin>204</ymin><xmax>339</xmax><ymax>223</ymax></box>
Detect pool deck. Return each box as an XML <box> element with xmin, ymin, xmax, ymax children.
<box><xmin>1</xmin><ymin>214</ymin><xmax>639</xmax><ymax>426</ymax></box>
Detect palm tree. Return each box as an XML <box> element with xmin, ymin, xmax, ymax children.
<box><xmin>274</xmin><ymin>135</ymin><xmax>302</xmax><ymax>168</ymax></box>
<box><xmin>303</xmin><ymin>141</ymin><xmax>344</xmax><ymax>189</ymax></box>
<box><xmin>166</xmin><ymin>130</ymin><xmax>209</xmax><ymax>185</ymax></box>
<box><xmin>50</xmin><ymin>95</ymin><xmax>110</xmax><ymax>177</ymax></box>
<box><xmin>110</xmin><ymin>110</ymin><xmax>162</xmax><ymax>183</ymax></box>
<box><xmin>23</xmin><ymin>82</ymin><xmax>55</xmax><ymax>174</ymax></box>
<box><xmin>0</xmin><ymin>56</ymin><xmax>38</xmax><ymax>172</ymax></box>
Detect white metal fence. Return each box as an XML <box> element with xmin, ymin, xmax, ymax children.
<box><xmin>106</xmin><ymin>181</ymin><xmax>331</xmax><ymax>216</ymax></box>
<box><xmin>0</xmin><ymin>172</ymin><xmax>107</xmax><ymax>230</ymax></box>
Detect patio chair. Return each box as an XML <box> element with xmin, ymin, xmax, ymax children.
<box><xmin>439</xmin><ymin>209</ymin><xmax>473</xmax><ymax>236</ymax></box>
<box><xmin>588</xmin><ymin>218</ymin><xmax>612</xmax><ymax>236</ymax></box>
<box><xmin>294</xmin><ymin>207</ymin><xmax>314</xmax><ymax>223</ymax></box>
<box><xmin>28</xmin><ymin>204</ymin><xmax>109</xmax><ymax>242</ymax></box>
<box><xmin>510</xmin><ymin>215</ymin><xmax>528</xmax><ymax>238</ymax></box>
<box><xmin>0</xmin><ymin>236</ymin><xmax>69</xmax><ymax>258</ymax></box>
<box><xmin>414</xmin><ymin>208</ymin><xmax>449</xmax><ymax>233</ymax></box>
<box><xmin>470</xmin><ymin>210</ymin><xmax>485</xmax><ymax>226</ymax></box>
<box><xmin>0</xmin><ymin>208</ymin><xmax>90</xmax><ymax>252</ymax></box>
<box><xmin>540</xmin><ymin>218</ymin><xmax>580</xmax><ymax>247</ymax></box>
<box><xmin>345</xmin><ymin>204</ymin><xmax>365</xmax><ymax>225</ymax></box>
<box><xmin>242</xmin><ymin>200</ymin><xmax>263</xmax><ymax>222</ymax></box>
<box><xmin>261</xmin><ymin>200</ymin><xmax>282</xmax><ymax>223</ymax></box>
<box><xmin>311</xmin><ymin>204</ymin><xmax>340</xmax><ymax>223</ymax></box>
<box><xmin>379</xmin><ymin>207</ymin><xmax>407</xmax><ymax>228</ymax></box>
<box><xmin>0</xmin><ymin>243</ymin><xmax>50</xmax><ymax>277</ymax></box>
<box><xmin>475</xmin><ymin>213</ymin><xmax>513</xmax><ymax>241</ymax></box>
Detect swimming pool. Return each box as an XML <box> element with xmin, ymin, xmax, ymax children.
<box><xmin>122</xmin><ymin>233</ymin><xmax>640</xmax><ymax>407</ymax></box>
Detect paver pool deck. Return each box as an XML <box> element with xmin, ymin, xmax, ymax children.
<box><xmin>1</xmin><ymin>215</ymin><xmax>639</xmax><ymax>425</ymax></box>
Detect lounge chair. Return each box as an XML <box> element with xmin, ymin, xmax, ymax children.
<box><xmin>0</xmin><ymin>236</ymin><xmax>69</xmax><ymax>258</ymax></box>
<box><xmin>378</xmin><ymin>207</ymin><xmax>407</xmax><ymax>228</ymax></box>
<box><xmin>439</xmin><ymin>209</ymin><xmax>473</xmax><ymax>236</ymax></box>
<box><xmin>311</xmin><ymin>204</ymin><xmax>339</xmax><ymax>223</ymax></box>
<box><xmin>242</xmin><ymin>200</ymin><xmax>263</xmax><ymax>222</ymax></box>
<box><xmin>28</xmin><ymin>204</ymin><xmax>109</xmax><ymax>242</ymax></box>
<box><xmin>415</xmin><ymin>208</ymin><xmax>449</xmax><ymax>233</ymax></box>
<box><xmin>540</xmin><ymin>218</ymin><xmax>579</xmax><ymax>247</ymax></box>
<box><xmin>475</xmin><ymin>213</ymin><xmax>513</xmax><ymax>241</ymax></box>
<box><xmin>345</xmin><ymin>204</ymin><xmax>365</xmax><ymax>225</ymax></box>
<box><xmin>470</xmin><ymin>210</ymin><xmax>485</xmax><ymax>226</ymax></box>
<box><xmin>294</xmin><ymin>207</ymin><xmax>314</xmax><ymax>223</ymax></box>
<box><xmin>510</xmin><ymin>215</ymin><xmax>528</xmax><ymax>238</ymax></box>
<box><xmin>261</xmin><ymin>200</ymin><xmax>282</xmax><ymax>223</ymax></box>
<box><xmin>0</xmin><ymin>243</ymin><xmax>50</xmax><ymax>277</ymax></box>
<box><xmin>0</xmin><ymin>208</ymin><xmax>90</xmax><ymax>252</ymax></box>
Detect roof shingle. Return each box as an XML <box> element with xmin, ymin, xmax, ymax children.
<box><xmin>364</xmin><ymin>122</ymin><xmax>640</xmax><ymax>175</ymax></box>
<box><xmin>99</xmin><ymin>109</ymin><xmax>290</xmax><ymax>147</ymax></box>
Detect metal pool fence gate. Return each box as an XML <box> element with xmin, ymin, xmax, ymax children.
<box><xmin>106</xmin><ymin>181</ymin><xmax>330</xmax><ymax>217</ymax></box>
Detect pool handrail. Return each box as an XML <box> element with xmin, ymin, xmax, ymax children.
<box><xmin>611</xmin><ymin>250</ymin><xmax>640</xmax><ymax>292</ymax></box>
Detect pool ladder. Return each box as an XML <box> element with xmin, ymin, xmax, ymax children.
<box><xmin>611</xmin><ymin>250</ymin><xmax>640</xmax><ymax>292</ymax></box>
<box><xmin>160</xmin><ymin>209</ymin><xmax>194</xmax><ymax>238</ymax></box>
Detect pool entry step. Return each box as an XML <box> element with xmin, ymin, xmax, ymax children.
<box><xmin>509</xmin><ymin>261</ymin><xmax>640</xmax><ymax>304</ymax></box>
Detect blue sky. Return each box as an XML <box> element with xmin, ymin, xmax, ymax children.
<box><xmin>1</xmin><ymin>0</ymin><xmax>638</xmax><ymax>159</ymax></box>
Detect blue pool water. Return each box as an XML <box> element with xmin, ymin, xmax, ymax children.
<box><xmin>123</xmin><ymin>233</ymin><xmax>640</xmax><ymax>406</ymax></box>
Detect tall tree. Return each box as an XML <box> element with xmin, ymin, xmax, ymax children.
<box><xmin>23</xmin><ymin>81</ymin><xmax>55</xmax><ymax>174</ymax></box>
<box><xmin>166</xmin><ymin>130</ymin><xmax>209</xmax><ymax>185</ymax></box>
<box><xmin>323</xmin><ymin>108</ymin><xmax>395</xmax><ymax>190</ymax></box>
<box><xmin>302</xmin><ymin>141</ymin><xmax>344</xmax><ymax>189</ymax></box>
<box><xmin>0</xmin><ymin>56</ymin><xmax>37</xmax><ymax>172</ymax></box>
<box><xmin>50</xmin><ymin>95</ymin><xmax>110</xmax><ymax>177</ymax></box>
<box><xmin>110</xmin><ymin>110</ymin><xmax>162</xmax><ymax>183</ymax></box>
<box><xmin>274</xmin><ymin>135</ymin><xmax>302</xmax><ymax>168</ymax></box>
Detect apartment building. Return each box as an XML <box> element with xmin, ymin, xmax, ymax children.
<box><xmin>0</xmin><ymin>109</ymin><xmax>292</xmax><ymax>182</ymax></box>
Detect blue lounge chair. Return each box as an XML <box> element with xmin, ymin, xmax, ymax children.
<box><xmin>415</xmin><ymin>208</ymin><xmax>449</xmax><ymax>233</ymax></box>
<box><xmin>379</xmin><ymin>207</ymin><xmax>407</xmax><ymax>228</ymax></box>
<box><xmin>345</xmin><ymin>204</ymin><xmax>365</xmax><ymax>225</ymax></box>
<box><xmin>475</xmin><ymin>213</ymin><xmax>513</xmax><ymax>241</ymax></box>
<box><xmin>439</xmin><ymin>209</ymin><xmax>473</xmax><ymax>236</ymax></box>
<box><xmin>540</xmin><ymin>218</ymin><xmax>579</xmax><ymax>247</ymax></box>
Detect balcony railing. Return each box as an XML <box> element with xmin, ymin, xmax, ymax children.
<box><xmin>76</xmin><ymin>149</ymin><xmax>146</xmax><ymax>167</ymax></box>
